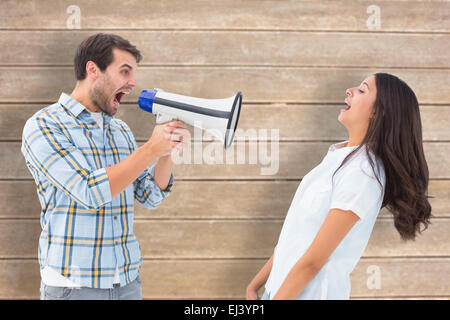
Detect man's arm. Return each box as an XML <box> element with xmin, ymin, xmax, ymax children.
<box><xmin>105</xmin><ymin>139</ymin><xmax>158</xmax><ymax>199</ymax></box>
<box><xmin>22</xmin><ymin>111</ymin><xmax>184</xmax><ymax>209</ymax></box>
<box><xmin>153</xmin><ymin>155</ymin><xmax>173</xmax><ymax>191</ymax></box>
<box><xmin>22</xmin><ymin>115</ymin><xmax>115</xmax><ymax>210</ymax></box>
<box><xmin>152</xmin><ymin>126</ymin><xmax>191</xmax><ymax>191</ymax></box>
<box><xmin>106</xmin><ymin>121</ymin><xmax>186</xmax><ymax>199</ymax></box>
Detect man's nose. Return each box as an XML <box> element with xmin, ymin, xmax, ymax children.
<box><xmin>128</xmin><ymin>76</ymin><xmax>137</xmax><ymax>88</ymax></box>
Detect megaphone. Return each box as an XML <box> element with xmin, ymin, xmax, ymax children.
<box><xmin>138</xmin><ymin>89</ymin><xmax>242</xmax><ymax>150</ymax></box>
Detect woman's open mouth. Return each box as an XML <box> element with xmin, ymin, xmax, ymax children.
<box><xmin>341</xmin><ymin>100</ymin><xmax>351</xmax><ymax>112</ymax></box>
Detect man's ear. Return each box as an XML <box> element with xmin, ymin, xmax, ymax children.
<box><xmin>85</xmin><ymin>61</ymin><xmax>100</xmax><ymax>80</ymax></box>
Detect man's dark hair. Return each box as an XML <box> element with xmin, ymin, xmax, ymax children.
<box><xmin>74</xmin><ymin>33</ymin><xmax>142</xmax><ymax>80</ymax></box>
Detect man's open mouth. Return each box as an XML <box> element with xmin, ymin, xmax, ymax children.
<box><xmin>114</xmin><ymin>92</ymin><xmax>125</xmax><ymax>104</ymax></box>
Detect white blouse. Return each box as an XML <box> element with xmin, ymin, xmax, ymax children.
<box><xmin>265</xmin><ymin>141</ymin><xmax>385</xmax><ymax>299</ymax></box>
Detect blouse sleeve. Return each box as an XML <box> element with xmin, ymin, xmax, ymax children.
<box><xmin>329</xmin><ymin>162</ymin><xmax>385</xmax><ymax>221</ymax></box>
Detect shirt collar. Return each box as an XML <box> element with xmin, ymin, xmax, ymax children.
<box><xmin>329</xmin><ymin>140</ymin><xmax>360</xmax><ymax>151</ymax></box>
<box><xmin>58</xmin><ymin>92</ymin><xmax>114</xmax><ymax>125</ymax></box>
<box><xmin>58</xmin><ymin>92</ymin><xmax>87</xmax><ymax>117</ymax></box>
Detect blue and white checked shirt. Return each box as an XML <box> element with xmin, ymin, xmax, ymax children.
<box><xmin>22</xmin><ymin>93</ymin><xmax>173</xmax><ymax>288</ymax></box>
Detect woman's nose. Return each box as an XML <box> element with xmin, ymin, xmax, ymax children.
<box><xmin>346</xmin><ymin>88</ymin><xmax>353</xmax><ymax>97</ymax></box>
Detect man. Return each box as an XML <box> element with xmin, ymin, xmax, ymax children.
<box><xmin>21</xmin><ymin>33</ymin><xmax>189</xmax><ymax>300</ymax></box>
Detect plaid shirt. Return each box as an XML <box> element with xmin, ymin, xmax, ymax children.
<box><xmin>21</xmin><ymin>93</ymin><xmax>173</xmax><ymax>289</ymax></box>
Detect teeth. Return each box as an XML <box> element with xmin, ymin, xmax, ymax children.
<box><xmin>119</xmin><ymin>89</ymin><xmax>131</xmax><ymax>95</ymax></box>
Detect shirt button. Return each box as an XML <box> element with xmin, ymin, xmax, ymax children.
<box><xmin>113</xmin><ymin>216</ymin><xmax>118</xmax><ymax>220</ymax></box>
<box><xmin>115</xmin><ymin>241</ymin><xmax>119</xmax><ymax>245</ymax></box>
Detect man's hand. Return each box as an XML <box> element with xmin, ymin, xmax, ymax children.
<box><xmin>169</xmin><ymin>126</ymin><xmax>191</xmax><ymax>157</ymax></box>
<box><xmin>147</xmin><ymin>121</ymin><xmax>187</xmax><ymax>158</ymax></box>
<box><xmin>105</xmin><ymin>121</ymin><xmax>187</xmax><ymax>199</ymax></box>
<box><xmin>152</xmin><ymin>121</ymin><xmax>190</xmax><ymax>190</ymax></box>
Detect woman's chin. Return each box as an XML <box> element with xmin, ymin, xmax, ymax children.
<box><xmin>337</xmin><ymin>114</ymin><xmax>351</xmax><ymax>130</ymax></box>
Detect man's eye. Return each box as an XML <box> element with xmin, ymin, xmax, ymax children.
<box><xmin>358</xmin><ymin>89</ymin><xmax>364</xmax><ymax>93</ymax></box>
<box><xmin>122</xmin><ymin>70</ymin><xmax>129</xmax><ymax>75</ymax></box>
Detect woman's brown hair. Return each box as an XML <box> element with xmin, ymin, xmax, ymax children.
<box><xmin>334</xmin><ymin>73</ymin><xmax>432</xmax><ymax>241</ymax></box>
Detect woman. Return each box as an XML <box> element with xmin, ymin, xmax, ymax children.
<box><xmin>247</xmin><ymin>73</ymin><xmax>432</xmax><ymax>300</ymax></box>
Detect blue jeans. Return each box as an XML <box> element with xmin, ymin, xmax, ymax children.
<box><xmin>40</xmin><ymin>275</ymin><xmax>142</xmax><ymax>300</ymax></box>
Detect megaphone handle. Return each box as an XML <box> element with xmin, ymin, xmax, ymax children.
<box><xmin>156</xmin><ymin>113</ymin><xmax>175</xmax><ymax>124</ymax></box>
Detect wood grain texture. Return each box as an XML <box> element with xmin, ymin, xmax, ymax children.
<box><xmin>1</xmin><ymin>180</ymin><xmax>449</xmax><ymax>219</ymax></box>
<box><xmin>0</xmin><ymin>219</ymin><xmax>448</xmax><ymax>258</ymax></box>
<box><xmin>0</xmin><ymin>258</ymin><xmax>448</xmax><ymax>299</ymax></box>
<box><xmin>0</xmin><ymin>67</ymin><xmax>449</xmax><ymax>104</ymax></box>
<box><xmin>0</xmin><ymin>0</ymin><xmax>448</xmax><ymax>32</ymax></box>
<box><xmin>0</xmin><ymin>0</ymin><xmax>448</xmax><ymax>300</ymax></box>
<box><xmin>140</xmin><ymin>258</ymin><xmax>450</xmax><ymax>299</ymax></box>
<box><xmin>1</xmin><ymin>31</ymin><xmax>449</xmax><ymax>68</ymax></box>
<box><xmin>1</xmin><ymin>104</ymin><xmax>449</xmax><ymax>141</ymax></box>
<box><xmin>4</xmin><ymin>141</ymin><xmax>449</xmax><ymax>179</ymax></box>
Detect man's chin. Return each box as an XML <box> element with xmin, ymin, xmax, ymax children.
<box><xmin>110</xmin><ymin>105</ymin><xmax>119</xmax><ymax>115</ymax></box>
<box><xmin>109</xmin><ymin>100</ymin><xmax>120</xmax><ymax>115</ymax></box>
<box><xmin>105</xmin><ymin>108</ymin><xmax>117</xmax><ymax>116</ymax></box>
<box><xmin>103</xmin><ymin>102</ymin><xmax>118</xmax><ymax>116</ymax></box>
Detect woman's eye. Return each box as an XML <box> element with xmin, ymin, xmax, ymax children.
<box><xmin>358</xmin><ymin>89</ymin><xmax>364</xmax><ymax>93</ymax></box>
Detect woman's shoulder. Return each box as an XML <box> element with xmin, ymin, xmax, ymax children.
<box><xmin>345</xmin><ymin>146</ymin><xmax>385</xmax><ymax>184</ymax></box>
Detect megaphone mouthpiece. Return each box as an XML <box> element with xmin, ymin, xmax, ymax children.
<box><xmin>138</xmin><ymin>89</ymin><xmax>157</xmax><ymax>114</ymax></box>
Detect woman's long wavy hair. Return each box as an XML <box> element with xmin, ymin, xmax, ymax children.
<box><xmin>334</xmin><ymin>73</ymin><xmax>432</xmax><ymax>241</ymax></box>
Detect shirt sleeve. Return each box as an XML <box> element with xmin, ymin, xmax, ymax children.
<box><xmin>134</xmin><ymin>163</ymin><xmax>174</xmax><ymax>209</ymax></box>
<box><xmin>329</xmin><ymin>162</ymin><xmax>384</xmax><ymax>221</ymax></box>
<box><xmin>117</xmin><ymin>120</ymin><xmax>174</xmax><ymax>210</ymax></box>
<box><xmin>21</xmin><ymin>115</ymin><xmax>112</xmax><ymax>210</ymax></box>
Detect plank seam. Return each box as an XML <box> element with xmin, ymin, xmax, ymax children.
<box><xmin>0</xmin><ymin>102</ymin><xmax>448</xmax><ymax>106</ymax></box>
<box><xmin>3</xmin><ymin>102</ymin><xmax>450</xmax><ymax>106</ymax></box>
<box><xmin>2</xmin><ymin>177</ymin><xmax>450</xmax><ymax>182</ymax></box>
<box><xmin>0</xmin><ymin>216</ymin><xmax>448</xmax><ymax>221</ymax></box>
<box><xmin>0</xmin><ymin>28</ymin><xmax>449</xmax><ymax>35</ymax></box>
<box><xmin>0</xmin><ymin>216</ymin><xmax>449</xmax><ymax>221</ymax></box>
<box><xmin>1</xmin><ymin>64</ymin><xmax>449</xmax><ymax>70</ymax></box>
<box><xmin>1</xmin><ymin>65</ymin><xmax>450</xmax><ymax>70</ymax></box>
<box><xmin>1</xmin><ymin>256</ymin><xmax>450</xmax><ymax>261</ymax></box>
<box><xmin>3</xmin><ymin>139</ymin><xmax>450</xmax><ymax>143</ymax></box>
<box><xmin>4</xmin><ymin>139</ymin><xmax>450</xmax><ymax>143</ymax></box>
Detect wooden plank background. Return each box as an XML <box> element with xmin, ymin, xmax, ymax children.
<box><xmin>0</xmin><ymin>0</ymin><xmax>449</xmax><ymax>299</ymax></box>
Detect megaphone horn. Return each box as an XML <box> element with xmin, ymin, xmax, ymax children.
<box><xmin>138</xmin><ymin>89</ymin><xmax>242</xmax><ymax>150</ymax></box>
